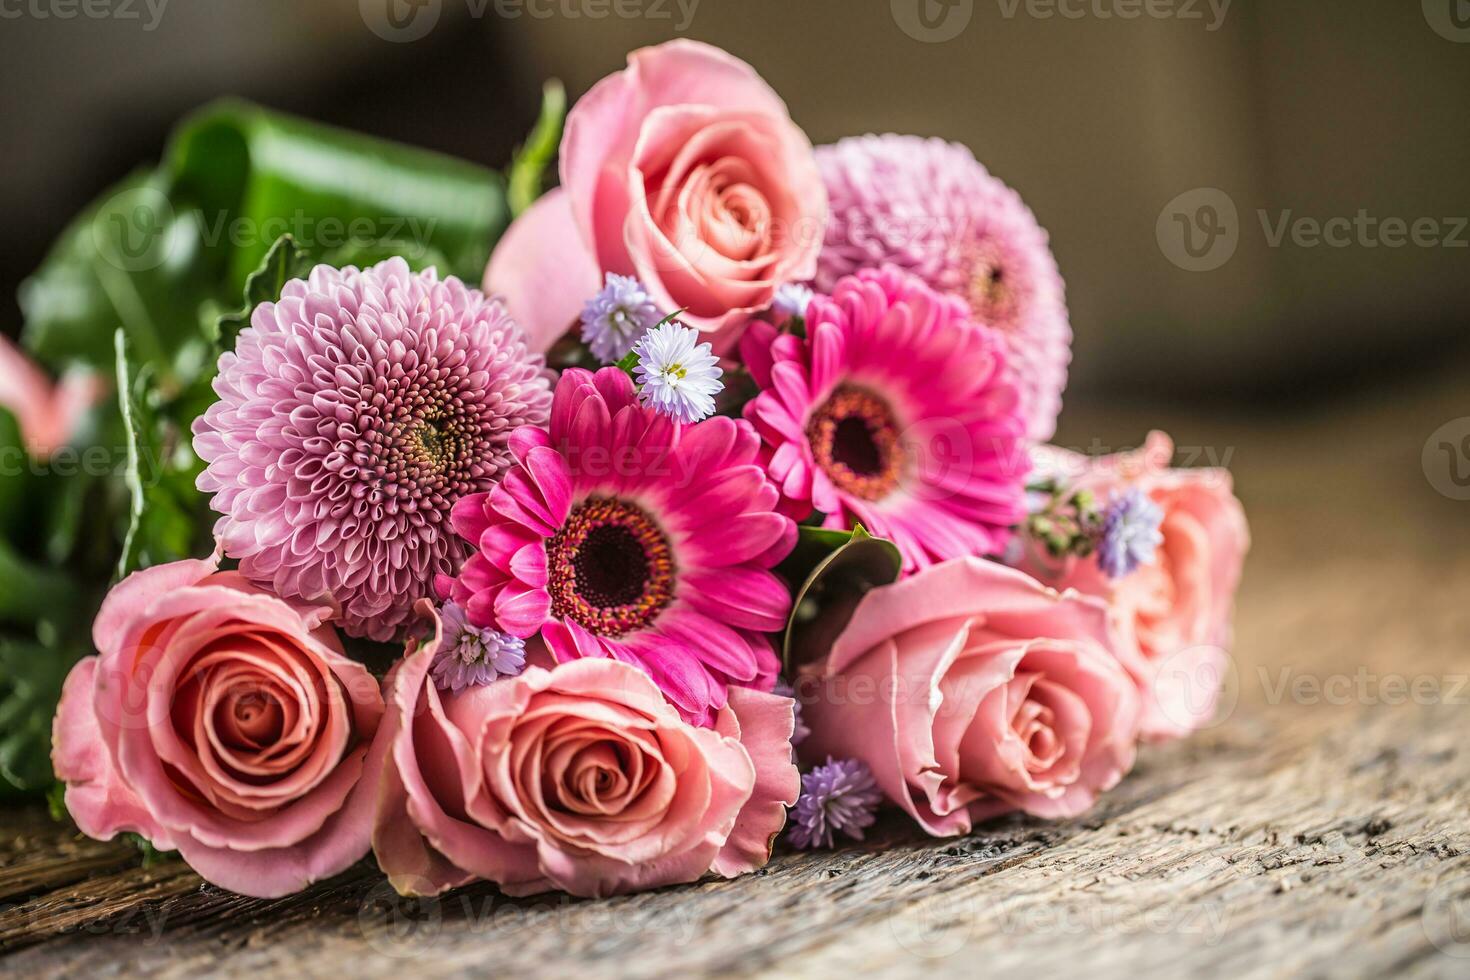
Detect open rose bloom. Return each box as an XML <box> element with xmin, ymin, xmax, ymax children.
<box><xmin>1030</xmin><ymin>432</ymin><xmax>1250</xmax><ymax>739</ymax></box>
<box><xmin>51</xmin><ymin>558</ymin><xmax>387</xmax><ymax>898</ymax></box>
<box><xmin>799</xmin><ymin>558</ymin><xmax>1140</xmax><ymax>833</ymax></box>
<box><xmin>487</xmin><ymin>39</ymin><xmax>827</xmax><ymax>354</ymax></box>
<box><xmin>373</xmin><ymin>604</ymin><xmax>798</xmax><ymax>898</ymax></box>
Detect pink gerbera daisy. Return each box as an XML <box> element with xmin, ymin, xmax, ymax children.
<box><xmin>194</xmin><ymin>258</ymin><xmax>554</xmax><ymax>642</ymax></box>
<box><xmin>439</xmin><ymin>367</ymin><xmax>795</xmax><ymax>726</ymax></box>
<box><xmin>816</xmin><ymin>135</ymin><xmax>1070</xmax><ymax>441</ymax></box>
<box><xmin>740</xmin><ymin>266</ymin><xmax>1029</xmax><ymax>571</ymax></box>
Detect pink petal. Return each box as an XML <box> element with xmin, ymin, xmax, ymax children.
<box><xmin>483</xmin><ymin>188</ymin><xmax>600</xmax><ymax>353</ymax></box>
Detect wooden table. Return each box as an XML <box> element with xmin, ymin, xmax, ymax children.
<box><xmin>3</xmin><ymin>373</ymin><xmax>1468</xmax><ymax>978</ymax></box>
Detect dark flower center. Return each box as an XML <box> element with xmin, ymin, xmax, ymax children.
<box><xmin>546</xmin><ymin>497</ymin><xmax>675</xmax><ymax>636</ymax></box>
<box><xmin>966</xmin><ymin>243</ymin><xmax>1021</xmax><ymax>329</ymax></box>
<box><xmin>807</xmin><ymin>386</ymin><xmax>904</xmax><ymax>501</ymax></box>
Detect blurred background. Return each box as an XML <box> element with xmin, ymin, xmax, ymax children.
<box><xmin>2</xmin><ymin>0</ymin><xmax>1467</xmax><ymax>408</ymax></box>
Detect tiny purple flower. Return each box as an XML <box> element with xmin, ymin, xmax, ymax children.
<box><xmin>787</xmin><ymin>757</ymin><xmax>883</xmax><ymax>849</ymax></box>
<box><xmin>580</xmin><ymin>273</ymin><xmax>664</xmax><ymax>364</ymax></box>
<box><xmin>429</xmin><ymin>602</ymin><xmax>527</xmax><ymax>693</ymax></box>
<box><xmin>1096</xmin><ymin>487</ymin><xmax>1164</xmax><ymax>579</ymax></box>
<box><xmin>772</xmin><ymin>282</ymin><xmax>814</xmax><ymax>321</ymax></box>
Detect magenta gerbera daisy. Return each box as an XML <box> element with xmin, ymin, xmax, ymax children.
<box><xmin>816</xmin><ymin>134</ymin><xmax>1071</xmax><ymax>441</ymax></box>
<box><xmin>740</xmin><ymin>265</ymin><xmax>1029</xmax><ymax>571</ymax></box>
<box><xmin>439</xmin><ymin>367</ymin><xmax>796</xmax><ymax>726</ymax></box>
<box><xmin>194</xmin><ymin>258</ymin><xmax>554</xmax><ymax>642</ymax></box>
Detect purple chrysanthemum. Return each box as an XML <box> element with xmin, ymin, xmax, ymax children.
<box><xmin>816</xmin><ymin>134</ymin><xmax>1071</xmax><ymax>441</ymax></box>
<box><xmin>428</xmin><ymin>601</ymin><xmax>527</xmax><ymax>693</ymax></box>
<box><xmin>194</xmin><ymin>258</ymin><xmax>554</xmax><ymax>641</ymax></box>
<box><xmin>1096</xmin><ymin>487</ymin><xmax>1164</xmax><ymax>579</ymax></box>
<box><xmin>787</xmin><ymin>757</ymin><xmax>883</xmax><ymax>849</ymax></box>
<box><xmin>580</xmin><ymin>273</ymin><xmax>663</xmax><ymax>364</ymax></box>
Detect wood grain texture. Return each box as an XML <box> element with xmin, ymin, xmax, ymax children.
<box><xmin>3</xmin><ymin>375</ymin><xmax>1468</xmax><ymax>979</ymax></box>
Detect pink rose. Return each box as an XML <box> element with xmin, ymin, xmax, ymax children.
<box><xmin>1032</xmin><ymin>432</ymin><xmax>1250</xmax><ymax>740</ymax></box>
<box><xmin>486</xmin><ymin>40</ymin><xmax>827</xmax><ymax>355</ymax></box>
<box><xmin>51</xmin><ymin>558</ymin><xmax>387</xmax><ymax>898</ymax></box>
<box><xmin>372</xmin><ymin>605</ymin><xmax>799</xmax><ymax>898</ymax></box>
<box><xmin>799</xmin><ymin>558</ymin><xmax>1139</xmax><ymax>834</ymax></box>
<box><xmin>0</xmin><ymin>333</ymin><xmax>100</xmax><ymax>457</ymax></box>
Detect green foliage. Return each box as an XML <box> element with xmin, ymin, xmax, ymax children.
<box><xmin>20</xmin><ymin>100</ymin><xmax>510</xmax><ymax>376</ymax></box>
<box><xmin>778</xmin><ymin>525</ymin><xmax>903</xmax><ymax>672</ymax></box>
<box><xmin>2</xmin><ymin>100</ymin><xmax>527</xmax><ymax>801</ymax></box>
<box><xmin>0</xmin><ymin>639</ymin><xmax>80</xmax><ymax>798</ymax></box>
<box><xmin>212</xmin><ymin>234</ymin><xmax>314</xmax><ymax>352</ymax></box>
<box><xmin>508</xmin><ymin>80</ymin><xmax>568</xmax><ymax>217</ymax></box>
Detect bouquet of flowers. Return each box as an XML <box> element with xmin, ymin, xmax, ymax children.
<box><xmin>1</xmin><ymin>40</ymin><xmax>1248</xmax><ymax>899</ymax></box>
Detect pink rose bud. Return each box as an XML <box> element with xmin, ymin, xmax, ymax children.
<box><xmin>51</xmin><ymin>558</ymin><xmax>388</xmax><ymax>898</ymax></box>
<box><xmin>798</xmin><ymin>557</ymin><xmax>1141</xmax><ymax>834</ymax></box>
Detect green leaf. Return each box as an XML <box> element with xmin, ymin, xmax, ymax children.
<box><xmin>0</xmin><ymin>408</ymin><xmax>27</xmax><ymax>542</ymax></box>
<box><xmin>508</xmin><ymin>80</ymin><xmax>567</xmax><ymax>217</ymax></box>
<box><xmin>213</xmin><ymin>234</ymin><xmax>313</xmax><ymax>352</ymax></box>
<box><xmin>115</xmin><ymin>330</ymin><xmax>195</xmax><ymax>579</ymax></box>
<box><xmin>778</xmin><ymin>525</ymin><xmax>903</xmax><ymax>672</ymax></box>
<box><xmin>615</xmin><ymin>349</ymin><xmax>640</xmax><ymax>377</ymax></box>
<box><xmin>317</xmin><ymin>236</ymin><xmax>451</xmax><ymax>275</ymax></box>
<box><xmin>21</xmin><ymin>100</ymin><xmax>510</xmax><ymax>375</ymax></box>
<box><xmin>0</xmin><ymin>639</ymin><xmax>80</xmax><ymax>797</ymax></box>
<box><xmin>0</xmin><ymin>538</ymin><xmax>81</xmax><ymax>627</ymax></box>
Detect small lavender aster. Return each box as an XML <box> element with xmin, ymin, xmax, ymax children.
<box><xmin>632</xmin><ymin>321</ymin><xmax>723</xmax><ymax>424</ymax></box>
<box><xmin>787</xmin><ymin>757</ymin><xmax>884</xmax><ymax>850</ymax></box>
<box><xmin>771</xmin><ymin>282</ymin><xmax>814</xmax><ymax>321</ymax></box>
<box><xmin>428</xmin><ymin>602</ymin><xmax>527</xmax><ymax>693</ymax></box>
<box><xmin>1096</xmin><ymin>487</ymin><xmax>1165</xmax><ymax>578</ymax></box>
<box><xmin>580</xmin><ymin>273</ymin><xmax>664</xmax><ymax>364</ymax></box>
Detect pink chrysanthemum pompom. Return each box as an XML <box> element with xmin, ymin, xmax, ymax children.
<box><xmin>194</xmin><ymin>258</ymin><xmax>554</xmax><ymax>642</ymax></box>
<box><xmin>740</xmin><ymin>265</ymin><xmax>1030</xmax><ymax>572</ymax></box>
<box><xmin>816</xmin><ymin>135</ymin><xmax>1070</xmax><ymax>441</ymax></box>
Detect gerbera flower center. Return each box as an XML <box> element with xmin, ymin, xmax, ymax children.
<box><xmin>546</xmin><ymin>497</ymin><xmax>675</xmax><ymax>637</ymax></box>
<box><xmin>806</xmin><ymin>386</ymin><xmax>904</xmax><ymax>501</ymax></box>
